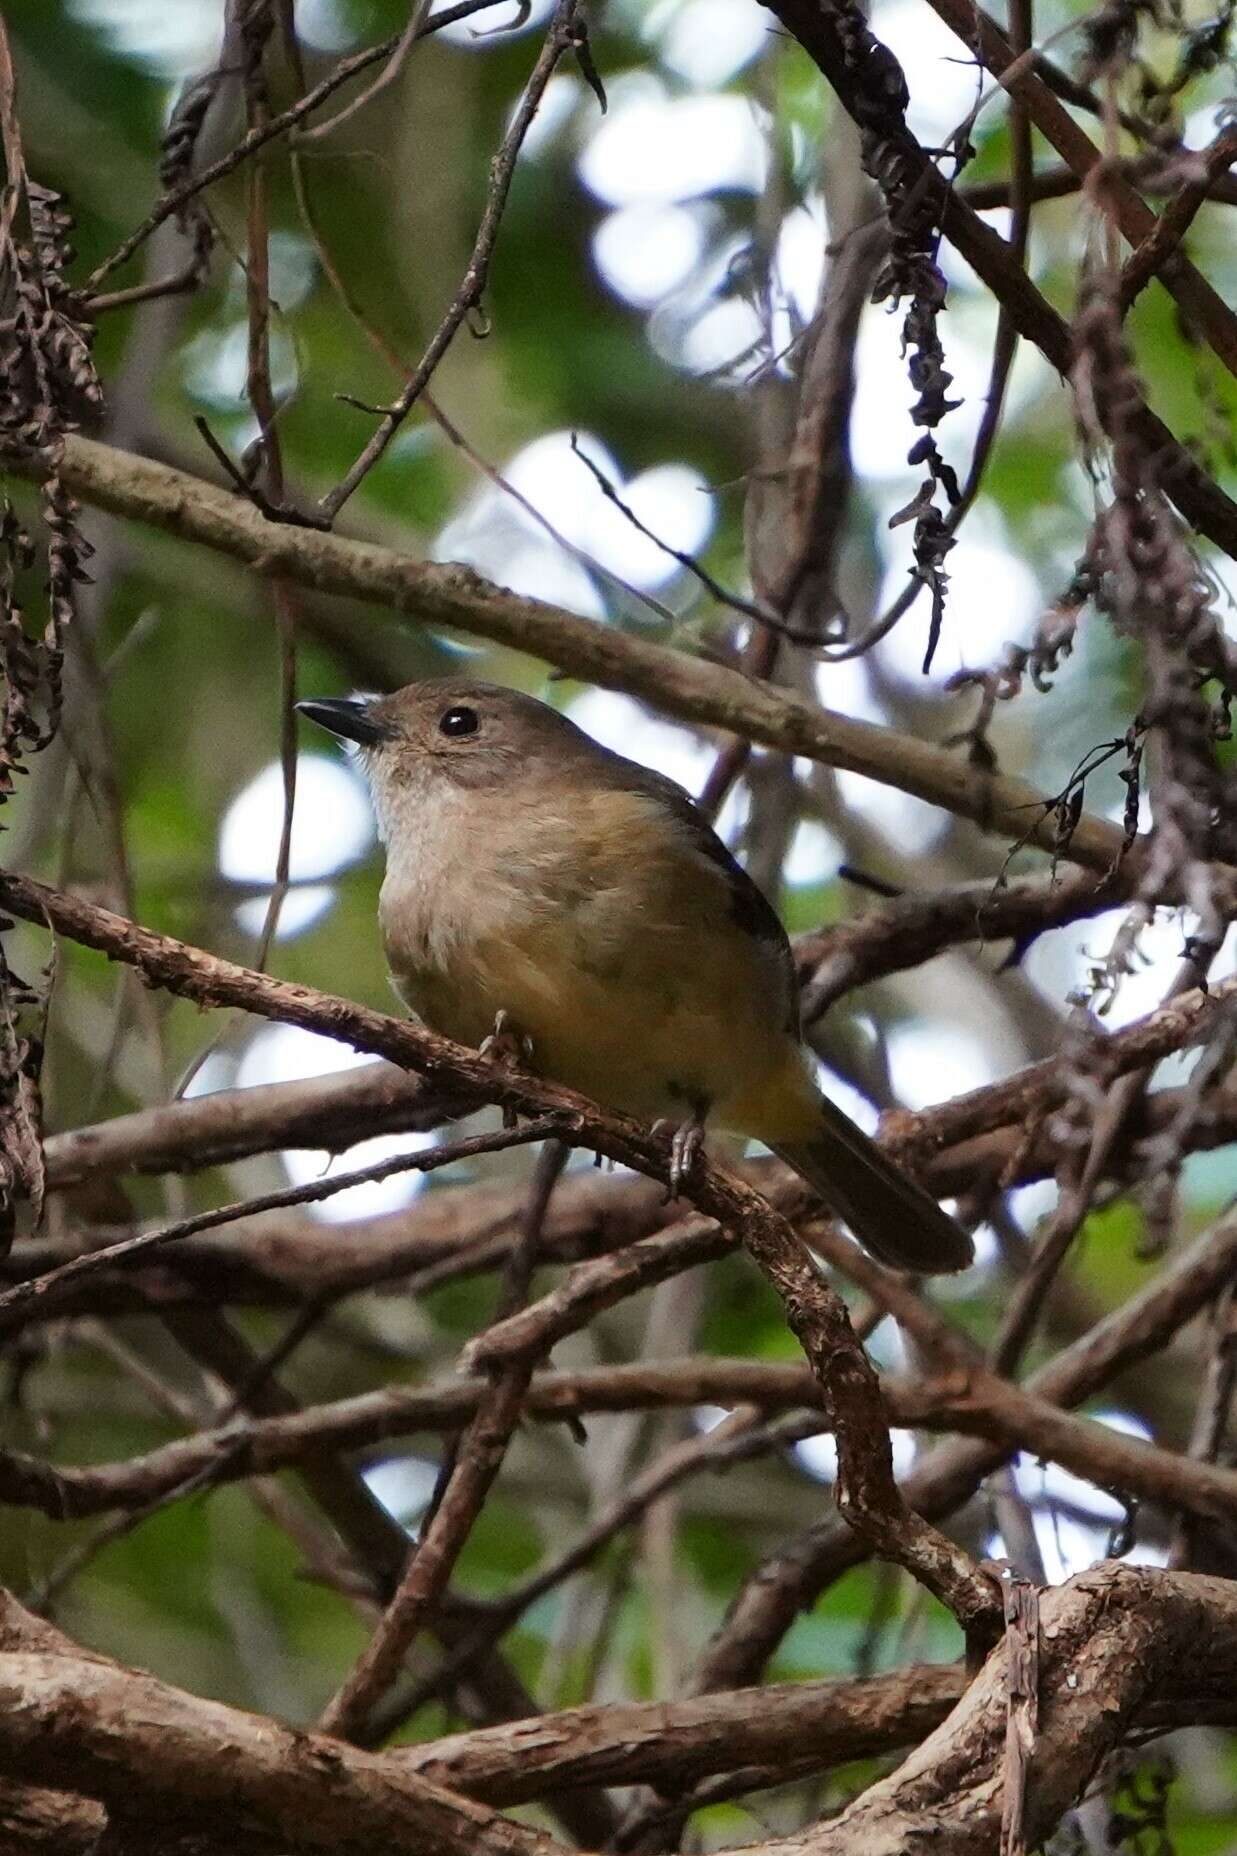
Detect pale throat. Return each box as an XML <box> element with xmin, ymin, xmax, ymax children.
<box><xmin>372</xmin><ymin>769</ymin><xmax>468</xmax><ymax>909</ymax></box>
<box><xmin>368</xmin><ymin>766</ymin><xmax>536</xmax><ymax>987</ymax></box>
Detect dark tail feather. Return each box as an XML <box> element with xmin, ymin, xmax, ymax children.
<box><xmin>773</xmin><ymin>1095</ymin><xmax>973</xmax><ymax>1275</ymax></box>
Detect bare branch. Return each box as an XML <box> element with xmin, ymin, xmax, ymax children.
<box><xmin>692</xmin><ymin>1205</ymin><xmax>1237</xmax><ymax>1689</ymax></box>
<box><xmin>749</xmin><ymin>1565</ymin><xmax>1237</xmax><ymax>1856</ymax></box>
<box><xmin>0</xmin><ymin>435</ymin><xmax>1137</xmax><ymax>869</ymax></box>
<box><xmin>760</xmin><ymin>0</ymin><xmax>1237</xmax><ymax>561</ymax></box>
<box><xmin>317</xmin><ymin>0</ymin><xmax>593</xmax><ymax>523</ymax></box>
<box><xmin>402</xmin><ymin>1662</ymin><xmax>966</xmax><ymax>1801</ymax></box>
<box><xmin>0</xmin><ymin>1599</ymin><xmax>564</xmax><ymax>1856</ymax></box>
<box><xmin>84</xmin><ymin>0</ymin><xmax>518</xmax><ymax>293</ymax></box>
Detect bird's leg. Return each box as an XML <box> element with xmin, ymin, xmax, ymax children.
<box><xmin>653</xmin><ymin>1095</ymin><xmax>710</xmax><ymax>1202</ymax></box>
<box><xmin>479</xmin><ymin>1009</ymin><xmax>534</xmax><ymax>1129</ymax></box>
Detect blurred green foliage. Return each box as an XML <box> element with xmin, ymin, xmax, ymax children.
<box><xmin>5</xmin><ymin>0</ymin><xmax>1237</xmax><ymax>1845</ymax></box>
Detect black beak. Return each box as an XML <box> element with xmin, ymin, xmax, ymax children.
<box><xmin>296</xmin><ymin>697</ymin><xmax>393</xmax><ymax>748</ymax></box>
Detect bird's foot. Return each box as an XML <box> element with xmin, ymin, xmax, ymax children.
<box><xmin>479</xmin><ymin>1008</ymin><xmax>533</xmax><ymax>1067</ymax></box>
<box><xmin>652</xmin><ymin>1106</ymin><xmax>708</xmax><ymax>1202</ymax></box>
<box><xmin>480</xmin><ymin>1010</ymin><xmax>534</xmax><ymax>1129</ymax></box>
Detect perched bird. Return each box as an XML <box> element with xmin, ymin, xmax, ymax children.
<box><xmin>298</xmin><ymin>679</ymin><xmax>973</xmax><ymax>1274</ymax></box>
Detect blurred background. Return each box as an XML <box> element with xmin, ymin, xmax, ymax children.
<box><xmin>5</xmin><ymin>0</ymin><xmax>1237</xmax><ymax>1845</ymax></box>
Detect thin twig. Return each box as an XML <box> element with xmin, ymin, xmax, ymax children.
<box><xmin>569</xmin><ymin>437</ymin><xmax>802</xmax><ymax>637</ymax></box>
<box><xmin>84</xmin><ymin>0</ymin><xmax>515</xmax><ymax>291</ymax></box>
<box><xmin>319</xmin><ymin>1140</ymin><xmax>570</xmax><ymax>1741</ymax></box>
<box><xmin>288</xmin><ymin>151</ymin><xmax>676</xmax><ymax>625</ymax></box>
<box><xmin>316</xmin><ymin>0</ymin><xmax>594</xmax><ymax>523</ymax></box>
<box><xmin>297</xmin><ymin>0</ymin><xmax>433</xmax><ymax>144</ymax></box>
<box><xmin>0</xmin><ymin>1119</ymin><xmax>566</xmax><ymax>1329</ymax></box>
<box><xmin>1120</xmin><ymin>125</ymin><xmax>1237</xmax><ymax>308</ymax></box>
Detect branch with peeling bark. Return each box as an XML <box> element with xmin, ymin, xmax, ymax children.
<box><xmin>921</xmin><ymin>0</ymin><xmax>1237</xmax><ymax>378</ymax></box>
<box><xmin>0</xmin><ymin>1595</ymin><xmax>560</xmax><ymax>1856</ymax></box>
<box><xmin>759</xmin><ymin>0</ymin><xmax>1237</xmax><ymax>563</ymax></box>
<box><xmin>758</xmin><ymin>1566</ymin><xmax>1237</xmax><ymax>1856</ymax></box>
<box><xmin>2</xmin><ymin>1570</ymin><xmax>1236</xmax><ymax>1853</ymax></box>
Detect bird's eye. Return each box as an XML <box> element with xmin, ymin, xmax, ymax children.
<box><xmin>438</xmin><ymin>705</ymin><xmax>480</xmax><ymax>739</ymax></box>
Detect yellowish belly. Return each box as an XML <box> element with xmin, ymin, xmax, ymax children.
<box><xmin>378</xmin><ymin>778</ymin><xmax>819</xmax><ymax>1142</ymax></box>
<box><xmin>390</xmin><ymin>922</ymin><xmax>811</xmax><ymax>1134</ymax></box>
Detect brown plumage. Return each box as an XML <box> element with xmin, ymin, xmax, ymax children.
<box><xmin>298</xmin><ymin>679</ymin><xmax>973</xmax><ymax>1274</ymax></box>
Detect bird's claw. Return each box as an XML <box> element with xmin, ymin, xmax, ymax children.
<box><xmin>653</xmin><ymin>1113</ymin><xmax>707</xmax><ymax>1202</ymax></box>
<box><xmin>480</xmin><ymin>1008</ymin><xmax>533</xmax><ymax>1067</ymax></box>
<box><xmin>480</xmin><ymin>1010</ymin><xmax>534</xmax><ymax>1128</ymax></box>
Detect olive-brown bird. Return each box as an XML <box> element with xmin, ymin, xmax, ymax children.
<box><xmin>298</xmin><ymin>679</ymin><xmax>972</xmax><ymax>1274</ymax></box>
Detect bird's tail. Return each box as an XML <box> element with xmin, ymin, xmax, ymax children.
<box><xmin>772</xmin><ymin>1093</ymin><xmax>973</xmax><ymax>1275</ymax></box>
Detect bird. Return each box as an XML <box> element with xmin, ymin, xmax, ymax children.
<box><xmin>297</xmin><ymin>679</ymin><xmax>973</xmax><ymax>1274</ymax></box>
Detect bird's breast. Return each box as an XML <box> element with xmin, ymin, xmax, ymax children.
<box><xmin>377</xmin><ymin>786</ymin><xmax>584</xmax><ymax>1043</ymax></box>
<box><xmin>374</xmin><ymin>782</ymin><xmax>796</xmax><ymax>1123</ymax></box>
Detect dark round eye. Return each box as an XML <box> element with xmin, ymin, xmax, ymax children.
<box><xmin>438</xmin><ymin>705</ymin><xmax>480</xmax><ymax>739</ymax></box>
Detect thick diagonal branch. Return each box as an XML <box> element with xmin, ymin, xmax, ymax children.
<box><xmin>3</xmin><ymin>435</ymin><xmax>1130</xmax><ymax>869</ymax></box>
<box><xmin>753</xmin><ymin>1565</ymin><xmax>1237</xmax><ymax>1856</ymax></box>
<box><xmin>0</xmin><ymin>870</ymin><xmax>996</xmax><ymax>1639</ymax></box>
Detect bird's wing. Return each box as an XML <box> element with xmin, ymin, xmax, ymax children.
<box><xmin>589</xmin><ymin>752</ymin><xmax>801</xmax><ymax>1039</ymax></box>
